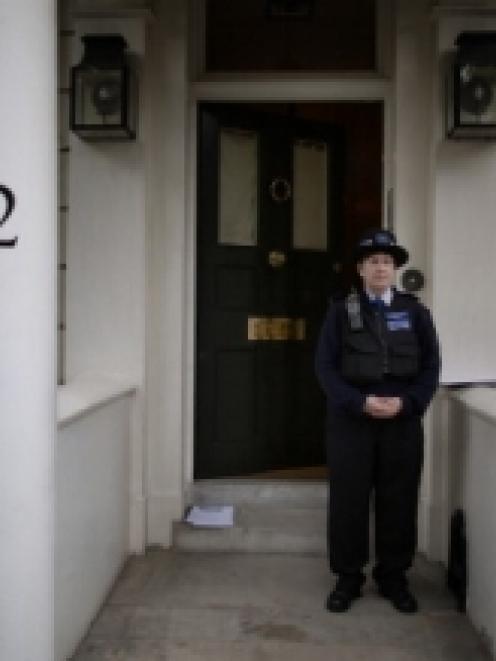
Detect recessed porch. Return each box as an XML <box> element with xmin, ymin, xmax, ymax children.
<box><xmin>4</xmin><ymin>1</ymin><xmax>496</xmax><ymax>659</ymax></box>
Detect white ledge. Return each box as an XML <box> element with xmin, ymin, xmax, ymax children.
<box><xmin>432</xmin><ymin>2</ymin><xmax>496</xmax><ymax>18</ymax></box>
<box><xmin>448</xmin><ymin>385</ymin><xmax>496</xmax><ymax>423</ymax></box>
<box><xmin>192</xmin><ymin>77</ymin><xmax>390</xmax><ymax>102</ymax></box>
<box><xmin>71</xmin><ymin>0</ymin><xmax>154</xmax><ymax>19</ymax></box>
<box><xmin>57</xmin><ymin>374</ymin><xmax>137</xmax><ymax>428</ymax></box>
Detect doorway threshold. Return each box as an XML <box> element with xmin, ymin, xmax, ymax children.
<box><xmin>245</xmin><ymin>465</ymin><xmax>328</xmax><ymax>480</ymax></box>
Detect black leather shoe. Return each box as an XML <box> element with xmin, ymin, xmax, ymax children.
<box><xmin>326</xmin><ymin>587</ymin><xmax>361</xmax><ymax>613</ymax></box>
<box><xmin>378</xmin><ymin>585</ymin><xmax>418</xmax><ymax>614</ymax></box>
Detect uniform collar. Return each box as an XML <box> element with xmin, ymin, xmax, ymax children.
<box><xmin>365</xmin><ymin>287</ymin><xmax>393</xmax><ymax>306</ymax></box>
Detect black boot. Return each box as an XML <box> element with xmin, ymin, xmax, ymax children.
<box><xmin>326</xmin><ymin>574</ymin><xmax>364</xmax><ymax>613</ymax></box>
<box><xmin>378</xmin><ymin>582</ymin><xmax>418</xmax><ymax>614</ymax></box>
<box><xmin>373</xmin><ymin>566</ymin><xmax>418</xmax><ymax>614</ymax></box>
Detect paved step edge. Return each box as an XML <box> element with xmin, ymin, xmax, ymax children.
<box><xmin>191</xmin><ymin>480</ymin><xmax>328</xmax><ymax>509</ymax></box>
<box><xmin>172</xmin><ymin>521</ymin><xmax>327</xmax><ymax>554</ymax></box>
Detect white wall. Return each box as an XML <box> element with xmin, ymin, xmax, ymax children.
<box><xmin>419</xmin><ymin>7</ymin><xmax>496</xmax><ymax>559</ymax></box>
<box><xmin>56</xmin><ymin>395</ymin><xmax>131</xmax><ymax>661</ymax></box>
<box><xmin>393</xmin><ymin>1</ymin><xmax>496</xmax><ymax>559</ymax></box>
<box><xmin>145</xmin><ymin>0</ymin><xmax>189</xmax><ymax>545</ymax></box>
<box><xmin>445</xmin><ymin>389</ymin><xmax>496</xmax><ymax>659</ymax></box>
<box><xmin>65</xmin><ymin>12</ymin><xmax>147</xmax><ymax>551</ymax></box>
<box><xmin>434</xmin><ymin>13</ymin><xmax>496</xmax><ymax>384</ymax></box>
<box><xmin>393</xmin><ymin>0</ymin><xmax>443</xmax><ymax>557</ymax></box>
<box><xmin>394</xmin><ymin>0</ymin><xmax>434</xmax><ymax>293</ymax></box>
<box><xmin>64</xmin><ymin>0</ymin><xmax>189</xmax><ymax>552</ymax></box>
<box><xmin>66</xmin><ymin>17</ymin><xmax>146</xmax><ymax>383</ymax></box>
<box><xmin>0</xmin><ymin>2</ymin><xmax>57</xmax><ymax>659</ymax></box>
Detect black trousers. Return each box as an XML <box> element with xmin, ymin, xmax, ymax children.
<box><xmin>326</xmin><ymin>411</ymin><xmax>424</xmax><ymax>587</ymax></box>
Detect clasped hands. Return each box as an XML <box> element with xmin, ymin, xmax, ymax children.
<box><xmin>364</xmin><ymin>395</ymin><xmax>403</xmax><ymax>419</ymax></box>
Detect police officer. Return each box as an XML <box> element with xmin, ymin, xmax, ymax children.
<box><xmin>315</xmin><ymin>229</ymin><xmax>440</xmax><ymax>614</ymax></box>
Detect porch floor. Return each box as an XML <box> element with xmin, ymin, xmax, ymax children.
<box><xmin>71</xmin><ymin>550</ymin><xmax>491</xmax><ymax>661</ymax></box>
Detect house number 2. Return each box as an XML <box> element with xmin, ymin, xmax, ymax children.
<box><xmin>0</xmin><ymin>184</ymin><xmax>18</xmax><ymax>248</ymax></box>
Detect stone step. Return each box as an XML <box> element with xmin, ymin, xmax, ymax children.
<box><xmin>190</xmin><ymin>479</ymin><xmax>328</xmax><ymax>509</ymax></box>
<box><xmin>173</xmin><ymin>503</ymin><xmax>327</xmax><ymax>554</ymax></box>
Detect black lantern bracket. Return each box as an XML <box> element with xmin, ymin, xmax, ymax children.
<box><xmin>70</xmin><ymin>34</ymin><xmax>138</xmax><ymax>141</ymax></box>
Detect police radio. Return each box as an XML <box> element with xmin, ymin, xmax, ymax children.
<box><xmin>346</xmin><ymin>288</ymin><xmax>363</xmax><ymax>331</ymax></box>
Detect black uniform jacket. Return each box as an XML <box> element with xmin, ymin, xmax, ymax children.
<box><xmin>315</xmin><ymin>289</ymin><xmax>441</xmax><ymax>418</ymax></box>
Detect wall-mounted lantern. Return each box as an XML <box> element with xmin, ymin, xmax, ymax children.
<box><xmin>70</xmin><ymin>34</ymin><xmax>137</xmax><ymax>141</ymax></box>
<box><xmin>447</xmin><ymin>32</ymin><xmax>496</xmax><ymax>139</ymax></box>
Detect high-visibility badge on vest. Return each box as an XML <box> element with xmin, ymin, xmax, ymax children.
<box><xmin>386</xmin><ymin>310</ymin><xmax>411</xmax><ymax>331</ymax></box>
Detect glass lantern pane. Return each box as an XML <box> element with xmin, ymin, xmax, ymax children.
<box><xmin>293</xmin><ymin>139</ymin><xmax>328</xmax><ymax>250</ymax></box>
<box><xmin>218</xmin><ymin>128</ymin><xmax>258</xmax><ymax>246</ymax></box>
<box><xmin>459</xmin><ymin>65</ymin><xmax>496</xmax><ymax>125</ymax></box>
<box><xmin>78</xmin><ymin>69</ymin><xmax>123</xmax><ymax>127</ymax></box>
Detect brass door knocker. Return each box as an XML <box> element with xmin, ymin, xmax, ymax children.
<box><xmin>269</xmin><ymin>177</ymin><xmax>291</xmax><ymax>203</ymax></box>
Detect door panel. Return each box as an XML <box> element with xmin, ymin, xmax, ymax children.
<box><xmin>196</xmin><ymin>103</ymin><xmax>344</xmax><ymax>478</ymax></box>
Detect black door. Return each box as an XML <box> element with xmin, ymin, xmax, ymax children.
<box><xmin>196</xmin><ymin>103</ymin><xmax>344</xmax><ymax>478</ymax></box>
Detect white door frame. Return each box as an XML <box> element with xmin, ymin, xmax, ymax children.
<box><xmin>184</xmin><ymin>81</ymin><xmax>394</xmax><ymax>487</ymax></box>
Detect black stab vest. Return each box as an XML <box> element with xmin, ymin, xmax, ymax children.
<box><xmin>340</xmin><ymin>293</ymin><xmax>420</xmax><ymax>385</ymax></box>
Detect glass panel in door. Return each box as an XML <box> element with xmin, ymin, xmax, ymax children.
<box><xmin>292</xmin><ymin>138</ymin><xmax>328</xmax><ymax>250</ymax></box>
<box><xmin>218</xmin><ymin>128</ymin><xmax>258</xmax><ymax>246</ymax></box>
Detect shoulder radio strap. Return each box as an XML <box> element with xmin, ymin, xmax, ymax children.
<box><xmin>345</xmin><ymin>288</ymin><xmax>363</xmax><ymax>331</ymax></box>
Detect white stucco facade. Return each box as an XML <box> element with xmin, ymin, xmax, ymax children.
<box><xmin>3</xmin><ymin>0</ymin><xmax>496</xmax><ymax>657</ymax></box>
<box><xmin>0</xmin><ymin>1</ymin><xmax>57</xmax><ymax>659</ymax></box>
<box><xmin>59</xmin><ymin>0</ymin><xmax>496</xmax><ymax>558</ymax></box>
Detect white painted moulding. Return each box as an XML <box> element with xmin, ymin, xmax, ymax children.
<box><xmin>57</xmin><ymin>374</ymin><xmax>136</xmax><ymax>428</ymax></box>
<box><xmin>432</xmin><ymin>0</ymin><xmax>496</xmax><ymax>8</ymax></box>
<box><xmin>432</xmin><ymin>2</ymin><xmax>496</xmax><ymax>16</ymax></box>
<box><xmin>71</xmin><ymin>0</ymin><xmax>154</xmax><ymax>19</ymax></box>
<box><xmin>192</xmin><ymin>77</ymin><xmax>390</xmax><ymax>102</ymax></box>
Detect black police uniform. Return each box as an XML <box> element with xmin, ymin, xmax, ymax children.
<box><xmin>315</xmin><ymin>285</ymin><xmax>440</xmax><ymax>593</ymax></box>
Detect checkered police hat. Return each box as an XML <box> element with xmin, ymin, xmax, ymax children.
<box><xmin>354</xmin><ymin>229</ymin><xmax>409</xmax><ymax>267</ymax></box>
